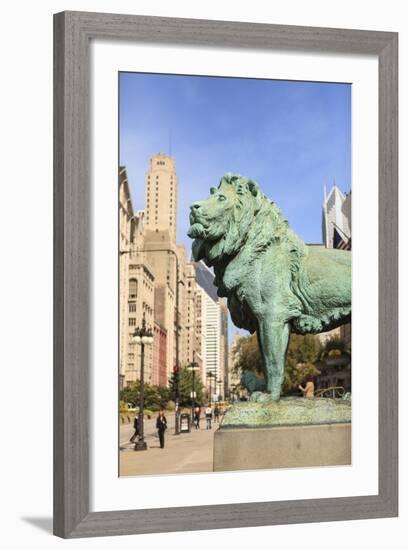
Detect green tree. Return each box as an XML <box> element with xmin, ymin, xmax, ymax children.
<box><xmin>319</xmin><ymin>336</ymin><xmax>351</xmax><ymax>359</ymax></box>
<box><xmin>232</xmin><ymin>332</ymin><xmax>321</xmax><ymax>395</ymax></box>
<box><xmin>232</xmin><ymin>334</ymin><xmax>263</xmax><ymax>376</ymax></box>
<box><xmin>120</xmin><ymin>381</ymin><xmax>170</xmax><ymax>411</ymax></box>
<box><xmin>168</xmin><ymin>365</ymin><xmax>205</xmax><ymax>407</ymax></box>
<box><xmin>283</xmin><ymin>334</ymin><xmax>321</xmax><ymax>393</ymax></box>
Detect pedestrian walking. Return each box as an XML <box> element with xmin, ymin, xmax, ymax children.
<box><xmin>194</xmin><ymin>405</ymin><xmax>201</xmax><ymax>429</ymax></box>
<box><xmin>205</xmin><ymin>405</ymin><xmax>213</xmax><ymax>430</ymax></box>
<box><xmin>156</xmin><ymin>409</ymin><xmax>167</xmax><ymax>449</ymax></box>
<box><xmin>299</xmin><ymin>377</ymin><xmax>315</xmax><ymax>399</ymax></box>
<box><xmin>214</xmin><ymin>404</ymin><xmax>220</xmax><ymax>423</ymax></box>
<box><xmin>130</xmin><ymin>415</ymin><xmax>139</xmax><ymax>443</ymax></box>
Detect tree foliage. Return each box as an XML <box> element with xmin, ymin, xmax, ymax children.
<box><xmin>120</xmin><ymin>382</ymin><xmax>170</xmax><ymax>411</ymax></box>
<box><xmin>232</xmin><ymin>332</ymin><xmax>322</xmax><ymax>394</ymax></box>
<box><xmin>319</xmin><ymin>336</ymin><xmax>350</xmax><ymax>358</ymax></box>
<box><xmin>168</xmin><ymin>365</ymin><xmax>205</xmax><ymax>407</ymax></box>
<box><xmin>232</xmin><ymin>335</ymin><xmax>263</xmax><ymax>376</ymax></box>
<box><xmin>283</xmin><ymin>334</ymin><xmax>321</xmax><ymax>392</ymax></box>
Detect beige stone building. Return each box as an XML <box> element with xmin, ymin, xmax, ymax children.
<box><xmin>185</xmin><ymin>262</ymin><xmax>200</xmax><ymax>366</ymax></box>
<box><xmin>145</xmin><ymin>153</ymin><xmax>178</xmax><ymax>241</ymax></box>
<box><xmin>119</xmin><ymin>153</ymin><xmax>230</xmax><ymax>395</ymax></box>
<box><xmin>143</xmin><ymin>229</ymin><xmax>181</xmax><ymax>380</ymax></box>
<box><xmin>119</xmin><ymin>167</ymin><xmax>155</xmax><ymax>388</ymax></box>
<box><xmin>119</xmin><ymin>167</ymin><xmax>133</xmax><ymax>389</ymax></box>
<box><xmin>127</xmin><ymin>233</ymin><xmax>155</xmax><ymax>386</ymax></box>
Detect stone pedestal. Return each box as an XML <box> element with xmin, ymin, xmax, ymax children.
<box><xmin>214</xmin><ymin>422</ymin><xmax>351</xmax><ymax>471</ymax></box>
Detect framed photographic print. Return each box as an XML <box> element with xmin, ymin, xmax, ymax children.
<box><xmin>53</xmin><ymin>11</ymin><xmax>398</xmax><ymax>538</ymax></box>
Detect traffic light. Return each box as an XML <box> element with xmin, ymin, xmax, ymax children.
<box><xmin>172</xmin><ymin>365</ymin><xmax>180</xmax><ymax>397</ymax></box>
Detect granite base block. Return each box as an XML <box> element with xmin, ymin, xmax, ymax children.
<box><xmin>213</xmin><ymin>423</ymin><xmax>351</xmax><ymax>471</ymax></box>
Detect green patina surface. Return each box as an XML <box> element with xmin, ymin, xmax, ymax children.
<box><xmin>188</xmin><ymin>174</ymin><xmax>351</xmax><ymax>400</ymax></box>
<box><xmin>221</xmin><ymin>397</ymin><xmax>351</xmax><ymax>429</ymax></box>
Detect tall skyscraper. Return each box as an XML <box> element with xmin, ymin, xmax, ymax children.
<box><xmin>143</xmin><ymin>152</ymin><xmax>187</xmax><ymax>380</ymax></box>
<box><xmin>320</xmin><ymin>181</ymin><xmax>352</xmax><ymax>346</ymax></box>
<box><xmin>194</xmin><ymin>261</ymin><xmax>228</xmax><ymax>399</ymax></box>
<box><xmin>145</xmin><ymin>153</ymin><xmax>178</xmax><ymax>241</ymax></box>
<box><xmin>322</xmin><ymin>182</ymin><xmax>351</xmax><ymax>249</ymax></box>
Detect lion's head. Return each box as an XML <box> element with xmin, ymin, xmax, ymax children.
<box><xmin>188</xmin><ymin>173</ymin><xmax>299</xmax><ymax>267</ymax></box>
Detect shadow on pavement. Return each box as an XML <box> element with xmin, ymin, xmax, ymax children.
<box><xmin>21</xmin><ymin>517</ymin><xmax>53</xmax><ymax>534</ymax></box>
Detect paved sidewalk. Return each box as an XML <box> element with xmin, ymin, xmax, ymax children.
<box><xmin>120</xmin><ymin>415</ymin><xmax>218</xmax><ymax>476</ymax></box>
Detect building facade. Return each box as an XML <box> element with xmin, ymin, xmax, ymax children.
<box><xmin>322</xmin><ymin>182</ymin><xmax>351</xmax><ymax>249</ymax></box>
<box><xmin>194</xmin><ymin>261</ymin><xmax>229</xmax><ymax>400</ymax></box>
<box><xmin>318</xmin><ymin>180</ymin><xmax>352</xmax><ymax>389</ymax></box>
<box><xmin>144</xmin><ymin>153</ymin><xmax>178</xmax><ymax>241</ymax></box>
<box><xmin>119</xmin><ymin>154</ymin><xmax>230</xmax><ymax>397</ymax></box>
<box><xmin>126</xmin><ymin>244</ymin><xmax>155</xmax><ymax>385</ymax></box>
<box><xmin>184</xmin><ymin>262</ymin><xmax>202</xmax><ymax>367</ymax></box>
<box><xmin>119</xmin><ymin>167</ymin><xmax>133</xmax><ymax>389</ymax></box>
<box><xmin>152</xmin><ymin>322</ymin><xmax>167</xmax><ymax>387</ymax></box>
<box><xmin>119</xmin><ymin>168</ymin><xmax>155</xmax><ymax>388</ymax></box>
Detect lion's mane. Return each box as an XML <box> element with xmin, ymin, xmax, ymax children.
<box><xmin>190</xmin><ymin>174</ymin><xmax>311</xmax><ymax>333</ymax></box>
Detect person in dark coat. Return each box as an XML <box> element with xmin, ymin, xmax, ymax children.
<box><xmin>156</xmin><ymin>410</ymin><xmax>167</xmax><ymax>449</ymax></box>
<box><xmin>214</xmin><ymin>405</ymin><xmax>220</xmax><ymax>423</ymax></box>
<box><xmin>130</xmin><ymin>415</ymin><xmax>139</xmax><ymax>443</ymax></box>
<box><xmin>205</xmin><ymin>405</ymin><xmax>213</xmax><ymax>430</ymax></box>
<box><xmin>194</xmin><ymin>405</ymin><xmax>201</xmax><ymax>429</ymax></box>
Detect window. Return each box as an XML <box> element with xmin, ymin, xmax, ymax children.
<box><xmin>129</xmin><ymin>278</ymin><xmax>137</xmax><ymax>298</ymax></box>
<box><xmin>129</xmin><ymin>318</ymin><xmax>136</xmax><ymax>326</ymax></box>
<box><xmin>128</xmin><ymin>353</ymin><xmax>134</xmax><ymax>361</ymax></box>
<box><xmin>129</xmin><ymin>303</ymin><xmax>136</xmax><ymax>312</ymax></box>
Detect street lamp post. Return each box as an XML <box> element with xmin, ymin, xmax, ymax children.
<box><xmin>207</xmin><ymin>371</ymin><xmax>215</xmax><ymax>405</ymax></box>
<box><xmin>217</xmin><ymin>378</ymin><xmax>222</xmax><ymax>401</ymax></box>
<box><xmin>189</xmin><ymin>353</ymin><xmax>198</xmax><ymax>421</ymax></box>
<box><xmin>132</xmin><ymin>314</ymin><xmax>154</xmax><ymax>451</ymax></box>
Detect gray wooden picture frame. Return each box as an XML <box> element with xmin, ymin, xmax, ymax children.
<box><xmin>53</xmin><ymin>10</ymin><xmax>398</xmax><ymax>539</ymax></box>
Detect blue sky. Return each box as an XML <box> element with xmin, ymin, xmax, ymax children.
<box><xmin>120</xmin><ymin>72</ymin><xmax>351</xmax><ymax>251</ymax></box>
<box><xmin>119</xmin><ymin>72</ymin><xmax>351</xmax><ymax>340</ymax></box>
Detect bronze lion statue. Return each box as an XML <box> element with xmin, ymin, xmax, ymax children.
<box><xmin>188</xmin><ymin>174</ymin><xmax>351</xmax><ymax>400</ymax></box>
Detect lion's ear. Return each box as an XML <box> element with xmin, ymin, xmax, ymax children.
<box><xmin>210</xmin><ymin>187</ymin><xmax>217</xmax><ymax>195</ymax></box>
<box><xmin>247</xmin><ymin>179</ymin><xmax>260</xmax><ymax>197</ymax></box>
<box><xmin>247</xmin><ymin>179</ymin><xmax>263</xmax><ymax>213</ymax></box>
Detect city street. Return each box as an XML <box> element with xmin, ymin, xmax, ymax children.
<box><xmin>120</xmin><ymin>413</ymin><xmax>218</xmax><ymax>476</ymax></box>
